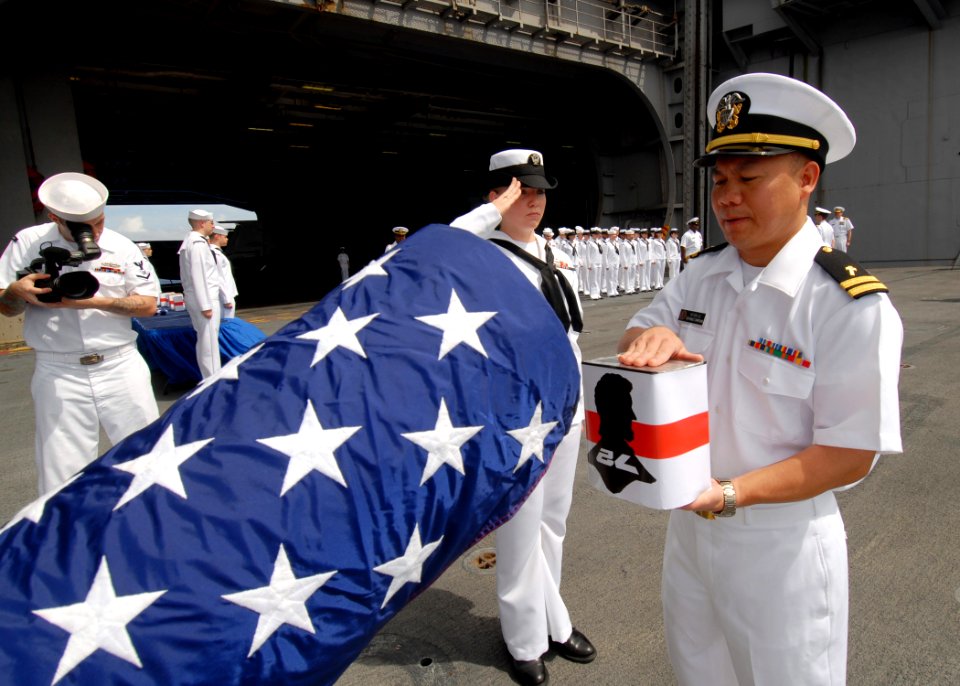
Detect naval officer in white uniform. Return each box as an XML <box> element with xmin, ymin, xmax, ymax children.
<box><xmin>178</xmin><ymin>208</ymin><xmax>221</xmax><ymax>378</ymax></box>
<box><xmin>619</xmin><ymin>73</ymin><xmax>902</xmax><ymax>686</ymax></box>
<box><xmin>450</xmin><ymin>149</ymin><xmax>595</xmax><ymax>686</ymax></box>
<box><xmin>0</xmin><ymin>172</ymin><xmax>160</xmax><ymax>493</ymax></box>
<box><xmin>210</xmin><ymin>224</ymin><xmax>238</xmax><ymax>319</ymax></box>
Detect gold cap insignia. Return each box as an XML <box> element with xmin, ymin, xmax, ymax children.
<box><xmin>716</xmin><ymin>92</ymin><xmax>747</xmax><ymax>133</ymax></box>
<box><xmin>528</xmin><ymin>152</ymin><xmax>542</xmax><ymax>166</ymax></box>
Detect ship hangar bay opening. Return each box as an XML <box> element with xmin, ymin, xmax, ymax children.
<box><xmin>6</xmin><ymin>0</ymin><xmax>673</xmax><ymax>303</ymax></box>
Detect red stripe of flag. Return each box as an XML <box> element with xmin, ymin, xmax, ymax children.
<box><xmin>584</xmin><ymin>411</ymin><xmax>709</xmax><ymax>460</ymax></box>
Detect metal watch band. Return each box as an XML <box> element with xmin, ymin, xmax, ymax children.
<box><xmin>716</xmin><ymin>479</ymin><xmax>737</xmax><ymax>517</ymax></box>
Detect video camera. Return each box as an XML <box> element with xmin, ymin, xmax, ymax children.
<box><xmin>15</xmin><ymin>241</ymin><xmax>100</xmax><ymax>304</ymax></box>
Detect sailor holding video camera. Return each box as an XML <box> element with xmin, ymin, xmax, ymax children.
<box><xmin>0</xmin><ymin>172</ymin><xmax>160</xmax><ymax>494</ymax></box>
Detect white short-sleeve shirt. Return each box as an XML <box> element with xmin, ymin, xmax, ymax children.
<box><xmin>627</xmin><ymin>219</ymin><xmax>902</xmax><ymax>477</ymax></box>
<box><xmin>0</xmin><ymin>223</ymin><xmax>160</xmax><ymax>352</ymax></box>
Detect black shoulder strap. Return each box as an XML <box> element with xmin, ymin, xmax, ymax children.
<box><xmin>689</xmin><ymin>242</ymin><xmax>728</xmax><ymax>260</ymax></box>
<box><xmin>490</xmin><ymin>239</ymin><xmax>583</xmax><ymax>333</ymax></box>
<box><xmin>814</xmin><ymin>246</ymin><xmax>888</xmax><ymax>299</ymax></box>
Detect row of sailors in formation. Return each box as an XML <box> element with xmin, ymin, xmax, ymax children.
<box><xmin>541</xmin><ymin>221</ymin><xmax>703</xmax><ymax>301</ymax></box>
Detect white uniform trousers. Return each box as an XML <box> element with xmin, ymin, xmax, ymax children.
<box><xmin>31</xmin><ymin>345</ymin><xmax>159</xmax><ymax>493</ymax></box>
<box><xmin>833</xmin><ymin>232</ymin><xmax>848</xmax><ymax>252</ymax></box>
<box><xmin>496</xmin><ymin>423</ymin><xmax>582</xmax><ymax>661</ymax></box>
<box><xmin>187</xmin><ymin>296</ymin><xmax>222</xmax><ymax>378</ymax></box>
<box><xmin>625</xmin><ymin>264</ymin><xmax>636</xmax><ymax>293</ymax></box>
<box><xmin>662</xmin><ymin>492</ymin><xmax>848</xmax><ymax>686</ymax></box>
<box><xmin>651</xmin><ymin>259</ymin><xmax>664</xmax><ymax>289</ymax></box>
<box><xmin>667</xmin><ymin>258</ymin><xmax>680</xmax><ymax>282</ymax></box>
<box><xmin>588</xmin><ymin>267</ymin><xmax>602</xmax><ymax>299</ymax></box>
<box><xmin>640</xmin><ymin>261</ymin><xmax>651</xmax><ymax>291</ymax></box>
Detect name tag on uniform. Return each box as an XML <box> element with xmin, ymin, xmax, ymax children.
<box><xmin>678</xmin><ymin>309</ymin><xmax>706</xmax><ymax>326</ymax></box>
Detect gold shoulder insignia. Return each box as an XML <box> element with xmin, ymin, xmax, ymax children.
<box><xmin>690</xmin><ymin>242</ymin><xmax>728</xmax><ymax>259</ymax></box>
<box><xmin>814</xmin><ymin>246</ymin><xmax>888</xmax><ymax>299</ymax></box>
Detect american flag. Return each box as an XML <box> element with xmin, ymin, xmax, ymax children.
<box><xmin>0</xmin><ymin>225</ymin><xmax>581</xmax><ymax>685</ymax></box>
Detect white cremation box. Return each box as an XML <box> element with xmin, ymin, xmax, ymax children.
<box><xmin>581</xmin><ymin>357</ymin><xmax>711</xmax><ymax>510</ymax></box>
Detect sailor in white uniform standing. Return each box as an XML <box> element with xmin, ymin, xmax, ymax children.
<box><xmin>586</xmin><ymin>227</ymin><xmax>603</xmax><ymax>300</ymax></box>
<box><xmin>830</xmin><ymin>206</ymin><xmax>855</xmax><ymax>252</ymax></box>
<box><xmin>210</xmin><ymin>224</ymin><xmax>238</xmax><ymax>319</ymax></box>
<box><xmin>814</xmin><ymin>207</ymin><xmax>835</xmax><ymax>246</ymax></box>
<box><xmin>0</xmin><ymin>172</ymin><xmax>160</xmax><ymax>493</ymax></box>
<box><xmin>679</xmin><ymin>216</ymin><xmax>703</xmax><ymax>266</ymax></box>
<box><xmin>450</xmin><ymin>149</ymin><xmax>596</xmax><ymax>686</ymax></box>
<box><xmin>665</xmin><ymin>227</ymin><xmax>681</xmax><ymax>282</ymax></box>
<box><xmin>178</xmin><ymin>208</ymin><xmax>221</xmax><ymax>378</ymax></box>
<box><xmin>637</xmin><ymin>227</ymin><xmax>650</xmax><ymax>291</ymax></box>
<box><xmin>649</xmin><ymin>227</ymin><xmax>666</xmax><ymax>289</ymax></box>
<box><xmin>619</xmin><ymin>73</ymin><xmax>902</xmax><ymax>686</ymax></box>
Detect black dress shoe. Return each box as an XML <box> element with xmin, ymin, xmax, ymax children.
<box><xmin>550</xmin><ymin>628</ymin><xmax>597</xmax><ymax>663</ymax></box>
<box><xmin>510</xmin><ymin>656</ymin><xmax>549</xmax><ymax>685</ymax></box>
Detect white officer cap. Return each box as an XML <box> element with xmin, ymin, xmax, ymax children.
<box><xmin>211</xmin><ymin>225</ymin><xmax>229</xmax><ymax>236</ymax></box>
<box><xmin>392</xmin><ymin>226</ymin><xmax>409</xmax><ymax>235</ymax></box>
<box><xmin>686</xmin><ymin>216</ymin><xmax>700</xmax><ymax>225</ymax></box>
<box><xmin>814</xmin><ymin>207</ymin><xmax>831</xmax><ymax>215</ymax></box>
<box><xmin>38</xmin><ymin>172</ymin><xmax>108</xmax><ymax>222</ymax></box>
<box><xmin>697</xmin><ymin>73</ymin><xmax>856</xmax><ymax>168</ymax></box>
<box><xmin>488</xmin><ymin>149</ymin><xmax>557</xmax><ymax>189</ymax></box>
<box><xmin>188</xmin><ymin>209</ymin><xmax>214</xmax><ymax>222</ymax></box>
<box><xmin>833</xmin><ymin>206</ymin><xmax>845</xmax><ymax>212</ymax></box>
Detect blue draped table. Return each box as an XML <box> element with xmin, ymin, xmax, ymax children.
<box><xmin>132</xmin><ymin>310</ymin><xmax>266</xmax><ymax>386</ymax></box>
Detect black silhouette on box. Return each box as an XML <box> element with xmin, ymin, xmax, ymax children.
<box><xmin>587</xmin><ymin>373</ymin><xmax>657</xmax><ymax>493</ymax></box>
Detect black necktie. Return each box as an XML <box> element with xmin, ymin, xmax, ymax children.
<box><xmin>491</xmin><ymin>239</ymin><xmax>583</xmax><ymax>333</ymax></box>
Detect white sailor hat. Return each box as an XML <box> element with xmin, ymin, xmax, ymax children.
<box><xmin>136</xmin><ymin>242</ymin><xmax>151</xmax><ymax>249</ymax></box>
<box><xmin>833</xmin><ymin>206</ymin><xmax>845</xmax><ymax>213</ymax></box>
<box><xmin>590</xmin><ymin>227</ymin><xmax>602</xmax><ymax>233</ymax></box>
<box><xmin>814</xmin><ymin>207</ymin><xmax>831</xmax><ymax>215</ymax></box>
<box><xmin>669</xmin><ymin>227</ymin><xmax>679</xmax><ymax>233</ymax></box>
<box><xmin>392</xmin><ymin>226</ymin><xmax>409</xmax><ymax>235</ymax></box>
<box><xmin>686</xmin><ymin>216</ymin><xmax>700</xmax><ymax>225</ymax></box>
<box><xmin>488</xmin><ymin>149</ymin><xmax>557</xmax><ymax>190</ymax></box>
<box><xmin>188</xmin><ymin>209</ymin><xmax>214</xmax><ymax>222</ymax></box>
<box><xmin>623</xmin><ymin>229</ymin><xmax>635</xmax><ymax>236</ymax></box>
<box><xmin>575</xmin><ymin>226</ymin><xmax>584</xmax><ymax>234</ymax></box>
<box><xmin>542</xmin><ymin>227</ymin><xmax>554</xmax><ymax>236</ymax></box>
<box><xmin>639</xmin><ymin>227</ymin><xmax>649</xmax><ymax>233</ymax></box>
<box><xmin>211</xmin><ymin>225</ymin><xmax>230</xmax><ymax>236</ymax></box>
<box><xmin>697</xmin><ymin>73</ymin><xmax>856</xmax><ymax>168</ymax></box>
<box><xmin>38</xmin><ymin>172</ymin><xmax>108</xmax><ymax>223</ymax></box>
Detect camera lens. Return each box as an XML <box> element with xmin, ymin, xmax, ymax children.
<box><xmin>54</xmin><ymin>272</ymin><xmax>100</xmax><ymax>300</ymax></box>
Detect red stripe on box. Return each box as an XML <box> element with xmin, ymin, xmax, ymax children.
<box><xmin>584</xmin><ymin>411</ymin><xmax>709</xmax><ymax>459</ymax></box>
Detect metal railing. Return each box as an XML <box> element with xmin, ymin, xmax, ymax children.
<box><xmin>385</xmin><ymin>0</ymin><xmax>677</xmax><ymax>58</ymax></box>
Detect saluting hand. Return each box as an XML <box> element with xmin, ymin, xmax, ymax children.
<box><xmin>489</xmin><ymin>177</ymin><xmax>523</xmax><ymax>216</ymax></box>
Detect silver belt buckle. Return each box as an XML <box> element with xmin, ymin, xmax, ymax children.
<box><xmin>79</xmin><ymin>353</ymin><xmax>104</xmax><ymax>365</ymax></box>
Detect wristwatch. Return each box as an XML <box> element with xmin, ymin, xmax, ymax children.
<box><xmin>715</xmin><ymin>479</ymin><xmax>737</xmax><ymax>517</ymax></box>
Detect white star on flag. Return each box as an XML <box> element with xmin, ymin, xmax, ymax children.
<box><xmin>112</xmin><ymin>425</ymin><xmax>213</xmax><ymax>511</ymax></box>
<box><xmin>415</xmin><ymin>288</ymin><xmax>497</xmax><ymax>359</ymax></box>
<box><xmin>373</xmin><ymin>525</ymin><xmax>443</xmax><ymax>609</ymax></box>
<box><xmin>188</xmin><ymin>343</ymin><xmax>263</xmax><ymax>399</ymax></box>
<box><xmin>32</xmin><ymin>556</ymin><xmax>166</xmax><ymax>685</ymax></box>
<box><xmin>343</xmin><ymin>250</ymin><xmax>397</xmax><ymax>289</ymax></box>
<box><xmin>0</xmin><ymin>474</ymin><xmax>81</xmax><ymax>535</ymax></box>
<box><xmin>257</xmin><ymin>399</ymin><xmax>361</xmax><ymax>495</ymax></box>
<box><xmin>401</xmin><ymin>398</ymin><xmax>484</xmax><ymax>485</ymax></box>
<box><xmin>506</xmin><ymin>402</ymin><xmax>559</xmax><ymax>473</ymax></box>
<box><xmin>222</xmin><ymin>544</ymin><xmax>336</xmax><ymax>657</ymax></box>
<box><xmin>297</xmin><ymin>307</ymin><xmax>379</xmax><ymax>366</ymax></box>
